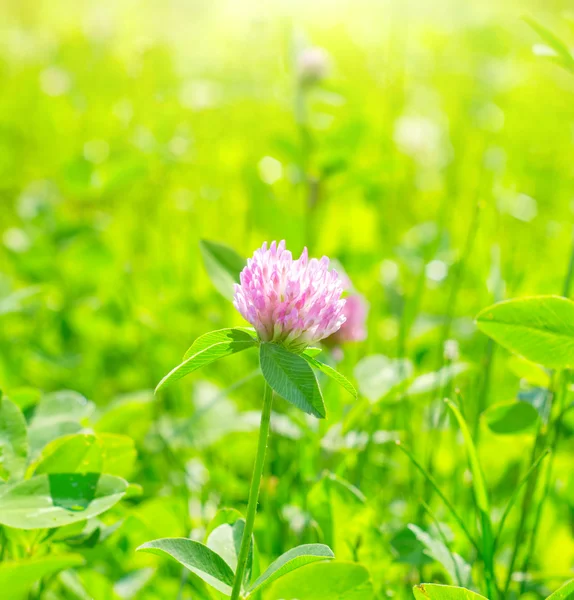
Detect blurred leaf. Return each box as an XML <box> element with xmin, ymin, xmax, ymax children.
<box><xmin>506</xmin><ymin>356</ymin><xmax>550</xmax><ymax>388</ymax></box>
<box><xmin>0</xmin><ymin>554</ymin><xmax>85</xmax><ymax>600</ymax></box>
<box><xmin>32</xmin><ymin>433</ymin><xmax>102</xmax><ymax>475</ymax></box>
<box><xmin>95</xmin><ymin>392</ymin><xmax>153</xmax><ymax>443</ymax></box>
<box><xmin>137</xmin><ymin>538</ymin><xmax>235</xmax><ymax>595</ymax></box>
<box><xmin>260</xmin><ymin>343</ymin><xmax>325</xmax><ymax>418</ymax></box>
<box><xmin>408</xmin><ymin>363</ymin><xmax>470</xmax><ymax>397</ymax></box>
<box><xmin>412</xmin><ymin>584</ymin><xmax>488</xmax><ymax>600</ymax></box>
<box><xmin>390</xmin><ymin>527</ymin><xmax>434</xmax><ymax>567</ymax></box>
<box><xmin>476</xmin><ymin>296</ymin><xmax>574</xmax><ymax>369</ymax></box>
<box><xmin>6</xmin><ymin>387</ymin><xmax>41</xmax><ymax>411</ymax></box>
<box><xmin>408</xmin><ymin>525</ymin><xmax>471</xmax><ymax>587</ymax></box>
<box><xmin>354</xmin><ymin>355</ymin><xmax>413</xmax><ymax>402</ymax></box>
<box><xmin>445</xmin><ymin>400</ymin><xmax>489</xmax><ymax>512</ymax></box>
<box><xmin>28</xmin><ymin>391</ymin><xmax>94</xmax><ymax>456</ymax></box>
<box><xmin>546</xmin><ymin>579</ymin><xmax>574</xmax><ymax>599</ymax></box>
<box><xmin>0</xmin><ymin>395</ymin><xmax>28</xmax><ymax>481</ymax></box>
<box><xmin>205</xmin><ymin>508</ymin><xmax>244</xmax><ymax>538</ymax></box>
<box><xmin>156</xmin><ymin>328</ymin><xmax>257</xmax><ymax>393</ymax></box>
<box><xmin>200</xmin><ymin>239</ymin><xmax>246</xmax><ymax>299</ymax></box>
<box><xmin>0</xmin><ymin>473</ymin><xmax>127</xmax><ymax>529</ymax></box>
<box><xmin>248</xmin><ymin>544</ymin><xmax>334</xmax><ymax>595</ymax></box>
<box><xmin>525</xmin><ymin>17</ymin><xmax>574</xmax><ymax>73</ymax></box>
<box><xmin>301</xmin><ymin>354</ymin><xmax>357</xmax><ymax>398</ymax></box>
<box><xmin>266</xmin><ymin>561</ymin><xmax>373</xmax><ymax>599</ymax></box>
<box><xmin>482</xmin><ymin>401</ymin><xmax>539</xmax><ymax>435</ymax></box>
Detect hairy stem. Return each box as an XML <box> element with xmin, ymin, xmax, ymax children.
<box><xmin>230</xmin><ymin>383</ymin><xmax>274</xmax><ymax>600</ymax></box>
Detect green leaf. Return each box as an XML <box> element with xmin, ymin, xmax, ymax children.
<box><xmin>445</xmin><ymin>399</ymin><xmax>489</xmax><ymax>513</ymax></box>
<box><xmin>206</xmin><ymin>519</ymin><xmax>254</xmax><ymax>590</ymax></box>
<box><xmin>205</xmin><ymin>508</ymin><xmax>245</xmax><ymax>538</ymax></box>
<box><xmin>546</xmin><ymin>579</ymin><xmax>574</xmax><ymax>600</ymax></box>
<box><xmin>30</xmin><ymin>432</ymin><xmax>136</xmax><ymax>478</ymax></box>
<box><xmin>137</xmin><ymin>537</ymin><xmax>235</xmax><ymax>595</ymax></box>
<box><xmin>156</xmin><ymin>328</ymin><xmax>257</xmax><ymax>393</ymax></box>
<box><xmin>260</xmin><ymin>343</ymin><xmax>325</xmax><ymax>418</ymax></box>
<box><xmin>476</xmin><ymin>296</ymin><xmax>574</xmax><ymax>369</ymax></box>
<box><xmin>413</xmin><ymin>584</ymin><xmax>488</xmax><ymax>600</ymax></box>
<box><xmin>0</xmin><ymin>473</ymin><xmax>127</xmax><ymax>529</ymax></box>
<box><xmin>301</xmin><ymin>354</ymin><xmax>357</xmax><ymax>398</ymax></box>
<box><xmin>408</xmin><ymin>525</ymin><xmax>470</xmax><ymax>587</ymax></box>
<box><xmin>482</xmin><ymin>401</ymin><xmax>539</xmax><ymax>435</ymax></box>
<box><xmin>247</xmin><ymin>544</ymin><xmax>334</xmax><ymax>595</ymax></box>
<box><xmin>525</xmin><ymin>18</ymin><xmax>574</xmax><ymax>73</ymax></box>
<box><xmin>32</xmin><ymin>433</ymin><xmax>102</xmax><ymax>475</ymax></box>
<box><xmin>266</xmin><ymin>561</ymin><xmax>373</xmax><ymax>599</ymax></box>
<box><xmin>0</xmin><ymin>554</ymin><xmax>85</xmax><ymax>600</ymax></box>
<box><xmin>182</xmin><ymin>327</ymin><xmax>256</xmax><ymax>360</ymax></box>
<box><xmin>0</xmin><ymin>395</ymin><xmax>28</xmax><ymax>481</ymax></box>
<box><xmin>199</xmin><ymin>239</ymin><xmax>246</xmax><ymax>300</ymax></box>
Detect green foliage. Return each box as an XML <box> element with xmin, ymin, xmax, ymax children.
<box><xmin>0</xmin><ymin>394</ymin><xmax>28</xmax><ymax>481</ymax></box>
<box><xmin>476</xmin><ymin>296</ymin><xmax>574</xmax><ymax>369</ymax></box>
<box><xmin>412</xmin><ymin>584</ymin><xmax>488</xmax><ymax>600</ymax></box>
<box><xmin>260</xmin><ymin>343</ymin><xmax>326</xmax><ymax>418</ymax></box>
<box><xmin>482</xmin><ymin>400</ymin><xmax>539</xmax><ymax>434</ymax></box>
<box><xmin>199</xmin><ymin>239</ymin><xmax>246</xmax><ymax>300</ymax></box>
<box><xmin>156</xmin><ymin>328</ymin><xmax>258</xmax><ymax>393</ymax></box>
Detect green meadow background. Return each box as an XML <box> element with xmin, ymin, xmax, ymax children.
<box><xmin>1</xmin><ymin>0</ymin><xmax>574</xmax><ymax>598</ymax></box>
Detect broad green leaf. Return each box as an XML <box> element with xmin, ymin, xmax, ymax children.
<box><xmin>408</xmin><ymin>525</ymin><xmax>471</xmax><ymax>587</ymax></box>
<box><xmin>354</xmin><ymin>355</ymin><xmax>413</xmax><ymax>402</ymax></box>
<box><xmin>206</xmin><ymin>519</ymin><xmax>253</xmax><ymax>590</ymax></box>
<box><xmin>182</xmin><ymin>327</ymin><xmax>256</xmax><ymax>360</ymax></box>
<box><xmin>476</xmin><ymin>296</ymin><xmax>574</xmax><ymax>369</ymax></box>
<box><xmin>413</xmin><ymin>584</ymin><xmax>488</xmax><ymax>600</ymax></box>
<box><xmin>260</xmin><ymin>343</ymin><xmax>325</xmax><ymax>418</ymax></box>
<box><xmin>6</xmin><ymin>387</ymin><xmax>41</xmax><ymax>411</ymax></box>
<box><xmin>156</xmin><ymin>328</ymin><xmax>257</xmax><ymax>393</ymax></box>
<box><xmin>266</xmin><ymin>561</ymin><xmax>373</xmax><ymax>599</ymax></box>
<box><xmin>525</xmin><ymin>18</ymin><xmax>574</xmax><ymax>73</ymax></box>
<box><xmin>99</xmin><ymin>433</ymin><xmax>137</xmax><ymax>477</ymax></box>
<box><xmin>0</xmin><ymin>395</ymin><xmax>28</xmax><ymax>481</ymax></box>
<box><xmin>301</xmin><ymin>354</ymin><xmax>357</xmax><ymax>398</ymax></box>
<box><xmin>0</xmin><ymin>554</ymin><xmax>85</xmax><ymax>600</ymax></box>
<box><xmin>546</xmin><ymin>579</ymin><xmax>574</xmax><ymax>600</ymax></box>
<box><xmin>247</xmin><ymin>544</ymin><xmax>334</xmax><ymax>595</ymax></box>
<box><xmin>199</xmin><ymin>239</ymin><xmax>246</xmax><ymax>300</ymax></box>
<box><xmin>30</xmin><ymin>432</ymin><xmax>136</xmax><ymax>478</ymax></box>
<box><xmin>408</xmin><ymin>363</ymin><xmax>470</xmax><ymax>396</ymax></box>
<box><xmin>482</xmin><ymin>401</ymin><xmax>539</xmax><ymax>435</ymax></box>
<box><xmin>32</xmin><ymin>433</ymin><xmax>103</xmax><ymax>475</ymax></box>
<box><xmin>137</xmin><ymin>537</ymin><xmax>235</xmax><ymax>595</ymax></box>
<box><xmin>445</xmin><ymin>400</ymin><xmax>489</xmax><ymax>513</ymax></box>
<box><xmin>0</xmin><ymin>473</ymin><xmax>127</xmax><ymax>529</ymax></box>
<box><xmin>506</xmin><ymin>356</ymin><xmax>550</xmax><ymax>389</ymax></box>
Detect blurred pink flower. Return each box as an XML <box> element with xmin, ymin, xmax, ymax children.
<box><xmin>233</xmin><ymin>240</ymin><xmax>346</xmax><ymax>349</ymax></box>
<box><xmin>326</xmin><ymin>293</ymin><xmax>368</xmax><ymax>344</ymax></box>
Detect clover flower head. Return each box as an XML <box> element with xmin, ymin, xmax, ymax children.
<box><xmin>233</xmin><ymin>241</ymin><xmax>346</xmax><ymax>349</ymax></box>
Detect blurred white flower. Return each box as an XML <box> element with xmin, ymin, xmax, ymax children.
<box><xmin>297</xmin><ymin>47</ymin><xmax>330</xmax><ymax>85</ymax></box>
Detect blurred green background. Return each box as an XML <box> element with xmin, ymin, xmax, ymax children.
<box><xmin>1</xmin><ymin>0</ymin><xmax>574</xmax><ymax>597</ymax></box>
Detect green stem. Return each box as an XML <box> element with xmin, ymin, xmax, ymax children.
<box><xmin>230</xmin><ymin>384</ymin><xmax>274</xmax><ymax>600</ymax></box>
